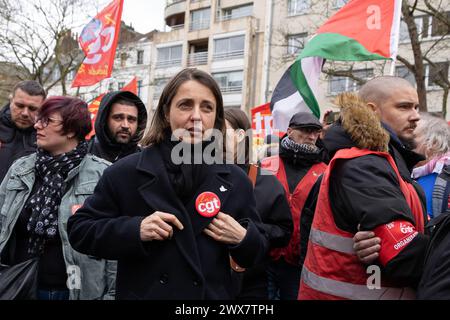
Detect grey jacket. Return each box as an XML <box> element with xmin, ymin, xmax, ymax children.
<box><xmin>0</xmin><ymin>153</ymin><xmax>116</xmax><ymax>300</ymax></box>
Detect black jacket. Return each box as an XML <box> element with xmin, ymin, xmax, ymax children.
<box><xmin>417</xmin><ymin>211</ymin><xmax>450</xmax><ymax>299</ymax></box>
<box><xmin>235</xmin><ymin>166</ymin><xmax>293</xmax><ymax>299</ymax></box>
<box><xmin>0</xmin><ymin>105</ymin><xmax>36</xmax><ymax>182</ymax></box>
<box><xmin>87</xmin><ymin>91</ymin><xmax>147</xmax><ymax>162</ymax></box>
<box><xmin>323</xmin><ymin>121</ymin><xmax>429</xmax><ymax>287</ymax></box>
<box><xmin>67</xmin><ymin>146</ymin><xmax>269</xmax><ymax>300</ymax></box>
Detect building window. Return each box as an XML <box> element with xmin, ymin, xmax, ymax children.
<box><xmin>120</xmin><ymin>53</ymin><xmax>128</xmax><ymax>67</ymax></box>
<box><xmin>153</xmin><ymin>78</ymin><xmax>170</xmax><ymax>99</ymax></box>
<box><xmin>156</xmin><ymin>45</ymin><xmax>182</xmax><ymax>68</ymax></box>
<box><xmin>190</xmin><ymin>7</ymin><xmax>210</xmax><ymax>31</ymax></box>
<box><xmin>220</xmin><ymin>4</ymin><xmax>253</xmax><ymax>21</ymax></box>
<box><xmin>287</xmin><ymin>33</ymin><xmax>307</xmax><ymax>55</ymax></box>
<box><xmin>288</xmin><ymin>0</ymin><xmax>310</xmax><ymax>16</ymax></box>
<box><xmin>118</xmin><ymin>82</ymin><xmax>125</xmax><ymax>90</ymax></box>
<box><xmin>395</xmin><ymin>66</ymin><xmax>416</xmax><ymax>86</ymax></box>
<box><xmin>52</xmin><ymin>68</ymin><xmax>60</xmax><ymax>81</ymax></box>
<box><xmin>334</xmin><ymin>0</ymin><xmax>348</xmax><ymax>9</ymax></box>
<box><xmin>67</xmin><ymin>70</ymin><xmax>75</xmax><ymax>81</ymax></box>
<box><xmin>213</xmin><ymin>70</ymin><xmax>243</xmax><ymax>93</ymax></box>
<box><xmin>329</xmin><ymin>76</ymin><xmax>347</xmax><ymax>95</ymax></box>
<box><xmin>400</xmin><ymin>13</ymin><xmax>450</xmax><ymax>42</ymax></box>
<box><xmin>137</xmin><ymin>80</ymin><xmax>143</xmax><ymax>97</ymax></box>
<box><xmin>427</xmin><ymin>62</ymin><xmax>449</xmax><ymax>89</ymax></box>
<box><xmin>430</xmin><ymin>12</ymin><xmax>450</xmax><ymax>37</ymax></box>
<box><xmin>213</xmin><ymin>35</ymin><xmax>245</xmax><ymax>60</ymax></box>
<box><xmin>137</xmin><ymin>50</ymin><xmax>144</xmax><ymax>65</ymax></box>
<box><xmin>328</xmin><ymin>69</ymin><xmax>374</xmax><ymax>95</ymax></box>
<box><xmin>108</xmin><ymin>82</ymin><xmax>114</xmax><ymax>91</ymax></box>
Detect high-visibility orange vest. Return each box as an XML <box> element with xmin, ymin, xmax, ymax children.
<box><xmin>261</xmin><ymin>156</ymin><xmax>326</xmax><ymax>265</ymax></box>
<box><xmin>298</xmin><ymin>147</ymin><xmax>424</xmax><ymax>300</ymax></box>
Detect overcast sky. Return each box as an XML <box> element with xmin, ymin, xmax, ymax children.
<box><xmin>121</xmin><ymin>0</ymin><xmax>166</xmax><ymax>33</ymax></box>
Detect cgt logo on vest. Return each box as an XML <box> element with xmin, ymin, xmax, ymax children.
<box><xmin>196</xmin><ymin>192</ymin><xmax>221</xmax><ymax>218</ymax></box>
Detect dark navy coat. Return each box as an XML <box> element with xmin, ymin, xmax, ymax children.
<box><xmin>67</xmin><ymin>145</ymin><xmax>268</xmax><ymax>300</ymax></box>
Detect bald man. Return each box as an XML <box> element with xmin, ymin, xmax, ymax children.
<box><xmin>298</xmin><ymin>78</ymin><xmax>428</xmax><ymax>300</ymax></box>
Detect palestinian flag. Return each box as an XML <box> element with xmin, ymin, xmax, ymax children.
<box><xmin>271</xmin><ymin>0</ymin><xmax>402</xmax><ymax>131</ymax></box>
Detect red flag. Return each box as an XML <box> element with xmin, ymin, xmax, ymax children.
<box><xmin>251</xmin><ymin>103</ymin><xmax>273</xmax><ymax>145</ymax></box>
<box><xmin>72</xmin><ymin>0</ymin><xmax>124</xmax><ymax>88</ymax></box>
<box><xmin>121</xmin><ymin>77</ymin><xmax>138</xmax><ymax>95</ymax></box>
<box><xmin>86</xmin><ymin>93</ymin><xmax>106</xmax><ymax>139</ymax></box>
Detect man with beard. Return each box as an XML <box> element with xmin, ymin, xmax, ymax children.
<box><xmin>0</xmin><ymin>81</ymin><xmax>46</xmax><ymax>182</ymax></box>
<box><xmin>88</xmin><ymin>91</ymin><xmax>147</xmax><ymax>162</ymax></box>
<box><xmin>299</xmin><ymin>77</ymin><xmax>429</xmax><ymax>300</ymax></box>
<box><xmin>260</xmin><ymin>112</ymin><xmax>327</xmax><ymax>300</ymax></box>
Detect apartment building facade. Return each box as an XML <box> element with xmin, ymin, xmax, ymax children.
<box><xmin>149</xmin><ymin>0</ymin><xmax>268</xmax><ymax>116</ymax></box>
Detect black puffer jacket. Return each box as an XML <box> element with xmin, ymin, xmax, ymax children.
<box><xmin>87</xmin><ymin>91</ymin><xmax>147</xmax><ymax>162</ymax></box>
<box><xmin>0</xmin><ymin>105</ymin><xmax>36</xmax><ymax>182</ymax></box>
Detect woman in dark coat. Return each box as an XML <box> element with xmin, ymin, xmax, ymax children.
<box><xmin>224</xmin><ymin>109</ymin><xmax>293</xmax><ymax>299</ymax></box>
<box><xmin>67</xmin><ymin>68</ymin><xmax>268</xmax><ymax>300</ymax></box>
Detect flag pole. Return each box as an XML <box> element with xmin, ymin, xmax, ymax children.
<box><xmin>389</xmin><ymin>58</ymin><xmax>396</xmax><ymax>76</ymax></box>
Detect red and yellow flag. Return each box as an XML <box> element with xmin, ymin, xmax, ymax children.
<box><xmin>72</xmin><ymin>0</ymin><xmax>124</xmax><ymax>88</ymax></box>
<box><xmin>121</xmin><ymin>77</ymin><xmax>138</xmax><ymax>95</ymax></box>
<box><xmin>86</xmin><ymin>94</ymin><xmax>106</xmax><ymax>139</ymax></box>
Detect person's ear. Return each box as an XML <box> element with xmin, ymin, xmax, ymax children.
<box><xmin>367</xmin><ymin>102</ymin><xmax>378</xmax><ymax>113</ymax></box>
<box><xmin>286</xmin><ymin>127</ymin><xmax>293</xmax><ymax>137</ymax></box>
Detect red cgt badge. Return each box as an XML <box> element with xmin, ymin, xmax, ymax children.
<box><xmin>195</xmin><ymin>192</ymin><xmax>221</xmax><ymax>218</ymax></box>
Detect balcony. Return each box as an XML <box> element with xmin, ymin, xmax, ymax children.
<box><xmin>220</xmin><ymin>86</ymin><xmax>242</xmax><ymax>93</ymax></box>
<box><xmin>165</xmin><ymin>0</ymin><xmax>186</xmax><ymax>26</ymax></box>
<box><xmin>187</xmin><ymin>52</ymin><xmax>208</xmax><ymax>66</ymax></box>
<box><xmin>155</xmin><ymin>59</ymin><xmax>182</xmax><ymax>69</ymax></box>
<box><xmin>213</xmin><ymin>50</ymin><xmax>244</xmax><ymax>61</ymax></box>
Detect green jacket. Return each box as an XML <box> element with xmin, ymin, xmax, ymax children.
<box><xmin>0</xmin><ymin>153</ymin><xmax>116</xmax><ymax>300</ymax></box>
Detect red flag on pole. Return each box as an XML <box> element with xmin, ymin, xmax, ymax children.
<box><xmin>85</xmin><ymin>93</ymin><xmax>106</xmax><ymax>139</ymax></box>
<box><xmin>72</xmin><ymin>0</ymin><xmax>124</xmax><ymax>88</ymax></box>
<box><xmin>121</xmin><ymin>77</ymin><xmax>138</xmax><ymax>95</ymax></box>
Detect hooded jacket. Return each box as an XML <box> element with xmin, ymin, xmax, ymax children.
<box><xmin>87</xmin><ymin>91</ymin><xmax>147</xmax><ymax>162</ymax></box>
<box><xmin>0</xmin><ymin>104</ymin><xmax>37</xmax><ymax>182</ymax></box>
<box><xmin>322</xmin><ymin>93</ymin><xmax>428</xmax><ymax>287</ymax></box>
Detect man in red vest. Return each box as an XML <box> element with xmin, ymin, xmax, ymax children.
<box><xmin>261</xmin><ymin>112</ymin><xmax>327</xmax><ymax>300</ymax></box>
<box><xmin>299</xmin><ymin>77</ymin><xmax>429</xmax><ymax>300</ymax></box>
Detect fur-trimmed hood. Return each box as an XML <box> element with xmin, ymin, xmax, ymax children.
<box><xmin>323</xmin><ymin>92</ymin><xmax>390</xmax><ymax>159</ymax></box>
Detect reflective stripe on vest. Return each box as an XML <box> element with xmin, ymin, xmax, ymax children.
<box><xmin>302</xmin><ymin>266</ymin><xmax>416</xmax><ymax>300</ymax></box>
<box><xmin>309</xmin><ymin>228</ymin><xmax>355</xmax><ymax>255</ymax></box>
<box><xmin>299</xmin><ymin>147</ymin><xmax>423</xmax><ymax>300</ymax></box>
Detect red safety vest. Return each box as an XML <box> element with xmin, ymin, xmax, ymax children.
<box><xmin>298</xmin><ymin>147</ymin><xmax>424</xmax><ymax>300</ymax></box>
<box><xmin>261</xmin><ymin>156</ymin><xmax>326</xmax><ymax>265</ymax></box>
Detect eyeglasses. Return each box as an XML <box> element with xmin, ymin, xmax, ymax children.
<box><xmin>35</xmin><ymin>117</ymin><xmax>63</xmax><ymax>128</ymax></box>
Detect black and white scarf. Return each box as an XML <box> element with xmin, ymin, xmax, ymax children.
<box><xmin>26</xmin><ymin>141</ymin><xmax>88</xmax><ymax>255</ymax></box>
<box><xmin>281</xmin><ymin>136</ymin><xmax>320</xmax><ymax>154</ymax></box>
<box><xmin>279</xmin><ymin>136</ymin><xmax>323</xmax><ymax>166</ymax></box>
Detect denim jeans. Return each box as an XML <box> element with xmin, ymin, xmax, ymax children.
<box><xmin>37</xmin><ymin>289</ymin><xmax>69</xmax><ymax>300</ymax></box>
<box><xmin>267</xmin><ymin>257</ymin><xmax>301</xmax><ymax>300</ymax></box>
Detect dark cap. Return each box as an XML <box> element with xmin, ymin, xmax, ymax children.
<box><xmin>288</xmin><ymin>112</ymin><xmax>322</xmax><ymax>130</ymax></box>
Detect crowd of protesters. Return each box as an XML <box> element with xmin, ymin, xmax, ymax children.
<box><xmin>0</xmin><ymin>69</ymin><xmax>449</xmax><ymax>300</ymax></box>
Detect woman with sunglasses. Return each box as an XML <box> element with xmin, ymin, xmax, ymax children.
<box><xmin>0</xmin><ymin>96</ymin><xmax>116</xmax><ymax>300</ymax></box>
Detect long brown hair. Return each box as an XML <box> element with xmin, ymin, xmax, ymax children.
<box><xmin>141</xmin><ymin>68</ymin><xmax>225</xmax><ymax>146</ymax></box>
<box><xmin>224</xmin><ymin>108</ymin><xmax>251</xmax><ymax>165</ymax></box>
